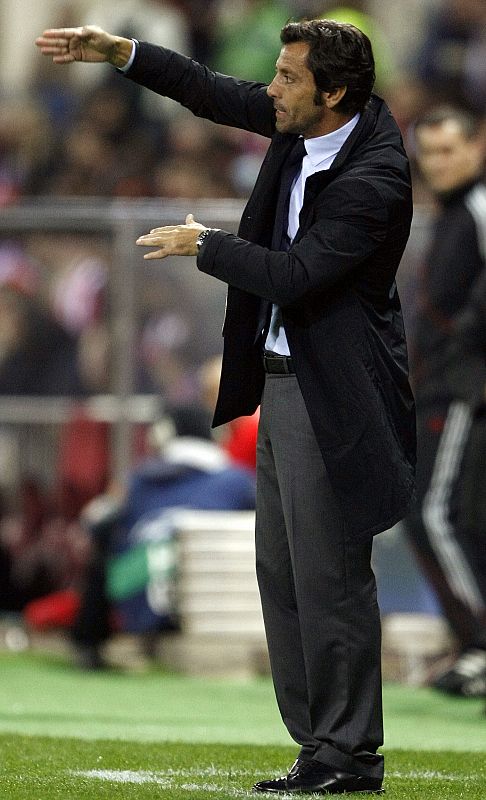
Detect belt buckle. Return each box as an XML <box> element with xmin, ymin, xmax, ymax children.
<box><xmin>263</xmin><ymin>353</ymin><xmax>292</xmax><ymax>374</ymax></box>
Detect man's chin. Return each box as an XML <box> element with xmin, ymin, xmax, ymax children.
<box><xmin>275</xmin><ymin>119</ymin><xmax>298</xmax><ymax>135</ymax></box>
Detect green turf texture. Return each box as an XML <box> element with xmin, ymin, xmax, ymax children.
<box><xmin>2</xmin><ymin>736</ymin><xmax>486</xmax><ymax>799</ymax></box>
<box><xmin>0</xmin><ymin>652</ymin><xmax>485</xmax><ymax>798</ymax></box>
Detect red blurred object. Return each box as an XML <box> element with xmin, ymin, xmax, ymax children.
<box><xmin>223</xmin><ymin>410</ymin><xmax>259</xmax><ymax>471</ymax></box>
<box><xmin>23</xmin><ymin>589</ymin><xmax>81</xmax><ymax>630</ymax></box>
<box><xmin>56</xmin><ymin>408</ymin><xmax>111</xmax><ymax>519</ymax></box>
<box><xmin>427</xmin><ymin>414</ymin><xmax>445</xmax><ymax>434</ymax></box>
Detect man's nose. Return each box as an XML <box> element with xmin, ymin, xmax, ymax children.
<box><xmin>267</xmin><ymin>78</ymin><xmax>278</xmax><ymax>98</ymax></box>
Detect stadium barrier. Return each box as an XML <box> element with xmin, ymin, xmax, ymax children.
<box><xmin>0</xmin><ymin>198</ymin><xmax>430</xmax><ymax>488</ymax></box>
<box><xmin>0</xmin><ymin>200</ymin><xmax>442</xmax><ymax>679</ymax></box>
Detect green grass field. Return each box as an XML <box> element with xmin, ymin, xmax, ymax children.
<box><xmin>0</xmin><ymin>652</ymin><xmax>485</xmax><ymax>799</ymax></box>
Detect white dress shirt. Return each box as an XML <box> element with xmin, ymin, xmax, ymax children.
<box><xmin>119</xmin><ymin>39</ymin><xmax>138</xmax><ymax>72</ymax></box>
<box><xmin>265</xmin><ymin>113</ymin><xmax>360</xmax><ymax>355</ymax></box>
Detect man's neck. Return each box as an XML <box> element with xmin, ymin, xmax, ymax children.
<box><xmin>305</xmin><ymin>111</ymin><xmax>356</xmax><ymax>139</ymax></box>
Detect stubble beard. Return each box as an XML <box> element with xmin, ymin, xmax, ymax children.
<box><xmin>275</xmin><ymin>102</ymin><xmax>324</xmax><ymax>138</ymax></box>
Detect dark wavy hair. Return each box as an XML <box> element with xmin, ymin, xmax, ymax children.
<box><xmin>280</xmin><ymin>19</ymin><xmax>375</xmax><ymax>115</ymax></box>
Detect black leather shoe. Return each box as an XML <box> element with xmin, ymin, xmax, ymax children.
<box><xmin>253</xmin><ymin>759</ymin><xmax>384</xmax><ymax>794</ymax></box>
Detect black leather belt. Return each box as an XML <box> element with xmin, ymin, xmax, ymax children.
<box><xmin>263</xmin><ymin>352</ymin><xmax>295</xmax><ymax>374</ymax></box>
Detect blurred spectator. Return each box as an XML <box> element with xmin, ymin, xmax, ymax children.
<box><xmin>65</xmin><ymin>402</ymin><xmax>256</xmax><ymax>669</ymax></box>
<box><xmin>409</xmin><ymin>0</ymin><xmax>486</xmax><ymax>113</ymax></box>
<box><xmin>138</xmin><ymin>270</ymin><xmax>205</xmax><ymax>402</ymax></box>
<box><xmin>155</xmin><ymin>155</ymin><xmax>223</xmax><ymax>198</ymax></box>
<box><xmin>35</xmin><ymin>80</ymin><xmax>163</xmax><ymax>198</ymax></box>
<box><xmin>0</xmin><ymin>488</ymin><xmax>25</xmax><ymax>612</ymax></box>
<box><xmin>178</xmin><ymin>0</ymin><xmax>220</xmax><ymax>63</ymax></box>
<box><xmin>0</xmin><ymin>99</ymin><xmax>53</xmax><ymax>204</ymax></box>
<box><xmin>382</xmin><ymin>74</ymin><xmax>430</xmax><ymax>160</ymax></box>
<box><xmin>0</xmin><ymin>240</ymin><xmax>39</xmax><ymax>295</ymax></box>
<box><xmin>0</xmin><ymin>477</ymin><xmax>91</xmax><ymax>614</ymax></box>
<box><xmin>157</xmin><ymin>109</ymin><xmax>261</xmax><ymax>198</ymax></box>
<box><xmin>403</xmin><ymin>105</ymin><xmax>486</xmax><ymax>697</ymax></box>
<box><xmin>19</xmin><ymin>233</ymin><xmax>117</xmax><ymax>392</ymax></box>
<box><xmin>443</xmin><ymin>269</ymin><xmax>486</xmax><ymax>615</ymax></box>
<box><xmin>0</xmin><ymin>242</ymin><xmax>108</xmax><ymax>612</ymax></box>
<box><xmin>0</xmin><ymin>281</ymin><xmax>81</xmax><ymax>396</ymax></box>
<box><xmin>34</xmin><ymin>122</ymin><xmax>116</xmax><ymax>197</ymax></box>
<box><xmin>51</xmin><ymin>254</ymin><xmax>107</xmax><ymax>336</ymax></box>
<box><xmin>0</xmin><ymin>235</ymin><xmax>116</xmax><ymax>398</ymax></box>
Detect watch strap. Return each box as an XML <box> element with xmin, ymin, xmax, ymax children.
<box><xmin>196</xmin><ymin>228</ymin><xmax>212</xmax><ymax>251</ymax></box>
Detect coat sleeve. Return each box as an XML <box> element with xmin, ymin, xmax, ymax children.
<box><xmin>198</xmin><ymin>178</ymin><xmax>389</xmax><ymax>306</ymax></box>
<box><xmin>124</xmin><ymin>41</ymin><xmax>275</xmax><ymax>138</ymax></box>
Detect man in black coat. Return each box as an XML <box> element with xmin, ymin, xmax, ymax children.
<box><xmin>37</xmin><ymin>19</ymin><xmax>416</xmax><ymax>794</ymax></box>
<box><xmin>404</xmin><ymin>106</ymin><xmax>486</xmax><ymax>698</ymax></box>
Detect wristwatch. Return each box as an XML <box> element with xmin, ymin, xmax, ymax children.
<box><xmin>195</xmin><ymin>228</ymin><xmax>212</xmax><ymax>251</ymax></box>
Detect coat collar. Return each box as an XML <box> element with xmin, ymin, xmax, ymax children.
<box><xmin>273</xmin><ymin>94</ymin><xmax>381</xmax><ymax>178</ymax></box>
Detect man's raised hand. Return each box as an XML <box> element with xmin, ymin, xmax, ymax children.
<box><xmin>136</xmin><ymin>214</ymin><xmax>207</xmax><ymax>260</ymax></box>
<box><xmin>35</xmin><ymin>26</ymin><xmax>132</xmax><ymax>69</ymax></box>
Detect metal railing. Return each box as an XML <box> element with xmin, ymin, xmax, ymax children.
<box><xmin>0</xmin><ymin>197</ymin><xmax>430</xmax><ymax>488</ymax></box>
<box><xmin>0</xmin><ymin>197</ymin><xmax>245</xmax><ymax>485</ymax></box>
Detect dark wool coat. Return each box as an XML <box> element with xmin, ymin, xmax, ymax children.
<box><xmin>126</xmin><ymin>42</ymin><xmax>416</xmax><ymax>538</ymax></box>
<box><xmin>411</xmin><ymin>180</ymin><xmax>486</xmax><ymax>406</ymax></box>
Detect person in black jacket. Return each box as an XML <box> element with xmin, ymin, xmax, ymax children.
<box><xmin>404</xmin><ymin>106</ymin><xmax>486</xmax><ymax>698</ymax></box>
<box><xmin>37</xmin><ymin>20</ymin><xmax>416</xmax><ymax>795</ymax></box>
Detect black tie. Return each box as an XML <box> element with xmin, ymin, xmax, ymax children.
<box><xmin>271</xmin><ymin>137</ymin><xmax>307</xmax><ymax>251</ymax></box>
<box><xmin>254</xmin><ymin>137</ymin><xmax>306</xmax><ymax>344</ymax></box>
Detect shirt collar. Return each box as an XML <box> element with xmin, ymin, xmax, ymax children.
<box><xmin>304</xmin><ymin>112</ymin><xmax>361</xmax><ymax>168</ymax></box>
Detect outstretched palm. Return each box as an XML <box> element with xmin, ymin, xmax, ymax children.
<box><xmin>35</xmin><ymin>26</ymin><xmax>114</xmax><ymax>64</ymax></box>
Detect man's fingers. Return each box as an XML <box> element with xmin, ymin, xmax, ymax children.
<box><xmin>35</xmin><ymin>39</ymin><xmax>72</xmax><ymax>53</ymax></box>
<box><xmin>36</xmin><ymin>29</ymin><xmax>82</xmax><ymax>61</ymax></box>
<box><xmin>38</xmin><ymin>27</ymin><xmax>81</xmax><ymax>39</ymax></box>
<box><xmin>143</xmin><ymin>250</ymin><xmax>168</xmax><ymax>260</ymax></box>
<box><xmin>36</xmin><ymin>42</ymin><xmax>76</xmax><ymax>62</ymax></box>
<box><xmin>137</xmin><ymin>233</ymin><xmax>174</xmax><ymax>249</ymax></box>
<box><xmin>148</xmin><ymin>226</ymin><xmax>179</xmax><ymax>234</ymax></box>
<box><xmin>36</xmin><ymin>45</ymin><xmax>70</xmax><ymax>56</ymax></box>
<box><xmin>136</xmin><ymin>218</ymin><xmax>201</xmax><ymax>259</ymax></box>
<box><xmin>51</xmin><ymin>54</ymin><xmax>75</xmax><ymax>63</ymax></box>
<box><xmin>35</xmin><ymin>43</ymin><xmax>63</xmax><ymax>51</ymax></box>
<box><xmin>35</xmin><ymin>39</ymin><xmax>61</xmax><ymax>49</ymax></box>
<box><xmin>36</xmin><ymin>30</ymin><xmax>75</xmax><ymax>48</ymax></box>
<box><xmin>137</xmin><ymin>234</ymin><xmax>167</xmax><ymax>244</ymax></box>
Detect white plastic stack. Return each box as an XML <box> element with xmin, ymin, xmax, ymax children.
<box><xmin>161</xmin><ymin>510</ymin><xmax>269</xmax><ymax>677</ymax></box>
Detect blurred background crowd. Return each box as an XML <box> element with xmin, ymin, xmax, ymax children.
<box><xmin>0</xmin><ymin>0</ymin><xmax>485</xmax><ymax>678</ymax></box>
<box><xmin>0</xmin><ymin>0</ymin><xmax>484</xmax><ymax>207</ymax></box>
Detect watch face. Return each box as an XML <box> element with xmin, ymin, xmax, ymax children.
<box><xmin>197</xmin><ymin>230</ymin><xmax>209</xmax><ymax>248</ymax></box>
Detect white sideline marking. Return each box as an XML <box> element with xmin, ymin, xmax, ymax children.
<box><xmin>389</xmin><ymin>769</ymin><xmax>481</xmax><ymax>782</ymax></box>
<box><xmin>71</xmin><ymin>766</ymin><xmax>255</xmax><ymax>779</ymax></box>
<box><xmin>71</xmin><ymin>770</ymin><xmax>171</xmax><ymax>785</ymax></box>
<box><xmin>71</xmin><ymin>767</ymin><xmax>483</xmax><ymax>787</ymax></box>
<box><xmin>70</xmin><ymin>770</ymin><xmax>252</xmax><ymax>797</ymax></box>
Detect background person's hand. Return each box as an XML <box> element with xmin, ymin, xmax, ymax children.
<box><xmin>136</xmin><ymin>214</ymin><xmax>207</xmax><ymax>260</ymax></box>
<box><xmin>35</xmin><ymin>26</ymin><xmax>132</xmax><ymax>68</ymax></box>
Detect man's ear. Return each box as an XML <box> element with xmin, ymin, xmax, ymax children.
<box><xmin>322</xmin><ymin>86</ymin><xmax>347</xmax><ymax>109</ymax></box>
